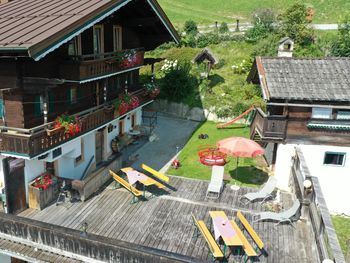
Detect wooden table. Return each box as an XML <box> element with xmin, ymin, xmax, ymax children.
<box><xmin>209</xmin><ymin>210</ymin><xmax>243</xmax><ymax>256</ymax></box>
<box><xmin>125</xmin><ymin>169</ymin><xmax>161</xmax><ymax>197</ymax></box>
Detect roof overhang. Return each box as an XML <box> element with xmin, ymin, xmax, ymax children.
<box><xmin>0</xmin><ymin>0</ymin><xmax>179</xmax><ymax>61</ymax></box>
<box><xmin>254</xmin><ymin>56</ymin><xmax>270</xmax><ymax>101</ymax></box>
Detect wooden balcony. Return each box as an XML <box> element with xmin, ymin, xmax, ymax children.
<box><xmin>250</xmin><ymin>108</ymin><xmax>287</xmax><ymax>141</ymax></box>
<box><xmin>59</xmin><ymin>48</ymin><xmax>145</xmax><ymax>81</ymax></box>
<box><xmin>0</xmin><ymin>89</ymin><xmax>151</xmax><ymax>157</ymax></box>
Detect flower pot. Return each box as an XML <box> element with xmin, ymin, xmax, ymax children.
<box><xmin>104</xmin><ymin>105</ymin><xmax>114</xmax><ymax>113</ymax></box>
<box><xmin>149</xmin><ymin>88</ymin><xmax>160</xmax><ymax>99</ymax></box>
<box><xmin>28</xmin><ymin>177</ymin><xmax>58</xmax><ymax>210</ymax></box>
<box><xmin>46</xmin><ymin>126</ymin><xmax>64</xmax><ymax>136</ymax></box>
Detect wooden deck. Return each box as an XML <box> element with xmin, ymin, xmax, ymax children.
<box><xmin>18</xmin><ymin>176</ymin><xmax>319</xmax><ymax>263</ymax></box>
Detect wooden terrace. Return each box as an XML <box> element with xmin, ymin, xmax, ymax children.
<box><xmin>18</xmin><ymin>176</ymin><xmax>319</xmax><ymax>263</ymax></box>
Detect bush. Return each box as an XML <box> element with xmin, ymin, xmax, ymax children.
<box><xmin>159</xmin><ymin>61</ymin><xmax>198</xmax><ymax>102</ymax></box>
<box><xmin>156</xmin><ymin>41</ymin><xmax>177</xmax><ymax>51</ymax></box>
<box><xmin>184</xmin><ymin>20</ymin><xmax>198</xmax><ymax>35</ymax></box>
<box><xmin>232</xmin><ymin>59</ymin><xmax>252</xmax><ymax>75</ymax></box>
<box><xmin>331</xmin><ymin>14</ymin><xmax>350</xmax><ymax>56</ymax></box>
<box><xmin>180</xmin><ymin>34</ymin><xmax>197</xmax><ymax>48</ymax></box>
<box><xmin>219</xmin><ymin>22</ymin><xmax>229</xmax><ymax>34</ymax></box>
<box><xmin>251</xmin><ymin>34</ymin><xmax>279</xmax><ymax>57</ymax></box>
<box><xmin>246</xmin><ymin>8</ymin><xmax>276</xmax><ymax>43</ymax></box>
<box><xmin>196</xmin><ymin>32</ymin><xmax>220</xmax><ymax>48</ymax></box>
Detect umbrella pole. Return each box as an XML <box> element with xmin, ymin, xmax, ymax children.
<box><xmin>231</xmin><ymin>157</ymin><xmax>240</xmax><ymax>191</ymax></box>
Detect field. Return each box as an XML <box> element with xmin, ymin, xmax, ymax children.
<box><xmin>158</xmin><ymin>0</ymin><xmax>350</xmax><ymax>26</ymax></box>
<box><xmin>167</xmin><ymin>121</ymin><xmax>269</xmax><ymax>187</ymax></box>
<box><xmin>332</xmin><ymin>215</ymin><xmax>350</xmax><ymax>257</ymax></box>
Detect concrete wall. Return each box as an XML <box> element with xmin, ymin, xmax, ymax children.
<box><xmin>57</xmin><ymin>133</ymin><xmax>95</xmax><ymax>180</ymax></box>
<box><xmin>0</xmin><ymin>253</ymin><xmax>11</xmax><ymax>263</ymax></box>
<box><xmin>275</xmin><ymin>143</ymin><xmax>350</xmax><ymax>215</ymax></box>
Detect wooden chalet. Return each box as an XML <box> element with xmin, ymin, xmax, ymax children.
<box><xmin>0</xmin><ymin>0</ymin><xmax>179</xmax><ymax>219</ymax></box>
<box><xmin>248</xmin><ymin>57</ymin><xmax>350</xmax><ymax>147</ymax></box>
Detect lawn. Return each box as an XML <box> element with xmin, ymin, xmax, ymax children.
<box><xmin>332</xmin><ymin>215</ymin><xmax>350</xmax><ymax>257</ymax></box>
<box><xmin>167</xmin><ymin>121</ymin><xmax>269</xmax><ymax>187</ymax></box>
<box><xmin>158</xmin><ymin>0</ymin><xmax>350</xmax><ymax>26</ymax></box>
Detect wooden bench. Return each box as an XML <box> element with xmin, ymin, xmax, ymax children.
<box><xmin>109</xmin><ymin>170</ymin><xmax>142</xmax><ymax>203</ymax></box>
<box><xmin>237</xmin><ymin>211</ymin><xmax>264</xmax><ymax>253</ymax></box>
<box><xmin>230</xmin><ymin>220</ymin><xmax>257</xmax><ymax>262</ymax></box>
<box><xmin>191</xmin><ymin>213</ymin><xmax>224</xmax><ymax>260</ymax></box>
<box><xmin>141</xmin><ymin>163</ymin><xmax>170</xmax><ymax>183</ymax></box>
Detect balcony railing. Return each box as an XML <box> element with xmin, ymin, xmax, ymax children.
<box><xmin>59</xmin><ymin>48</ymin><xmax>145</xmax><ymax>81</ymax></box>
<box><xmin>251</xmin><ymin>108</ymin><xmax>287</xmax><ymax>140</ymax></box>
<box><xmin>0</xmin><ymin>88</ymin><xmax>151</xmax><ymax>157</ymax></box>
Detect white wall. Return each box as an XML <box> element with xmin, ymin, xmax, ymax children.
<box><xmin>57</xmin><ymin>132</ymin><xmax>95</xmax><ymax>180</ymax></box>
<box><xmin>0</xmin><ymin>253</ymin><xmax>11</xmax><ymax>263</ymax></box>
<box><xmin>24</xmin><ymin>159</ymin><xmax>45</xmax><ymax>203</ymax></box>
<box><xmin>275</xmin><ymin>143</ymin><xmax>350</xmax><ymax>215</ymax></box>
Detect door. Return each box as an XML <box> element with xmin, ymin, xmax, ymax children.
<box><xmin>3</xmin><ymin>158</ymin><xmax>26</xmax><ymax>214</ymax></box>
<box><xmin>95</xmin><ymin>130</ymin><xmax>104</xmax><ymax>165</ymax></box>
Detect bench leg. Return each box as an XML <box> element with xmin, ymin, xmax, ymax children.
<box><xmin>130</xmin><ymin>195</ymin><xmax>139</xmax><ymax>204</ymax></box>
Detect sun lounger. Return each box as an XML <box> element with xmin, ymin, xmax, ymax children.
<box><xmin>191</xmin><ymin>213</ymin><xmax>224</xmax><ymax>260</ymax></box>
<box><xmin>253</xmin><ymin>198</ymin><xmax>301</xmax><ymax>227</ymax></box>
<box><xmin>239</xmin><ymin>176</ymin><xmax>276</xmax><ymax>204</ymax></box>
<box><xmin>206</xmin><ymin>165</ymin><xmax>224</xmax><ymax>198</ymax></box>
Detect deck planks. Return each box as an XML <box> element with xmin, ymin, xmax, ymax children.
<box><xmin>18</xmin><ymin>176</ymin><xmax>320</xmax><ymax>263</ymax></box>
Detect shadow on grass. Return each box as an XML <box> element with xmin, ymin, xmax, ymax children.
<box><xmin>209</xmin><ymin>74</ymin><xmax>225</xmax><ymax>87</ymax></box>
<box><xmin>229</xmin><ymin>166</ymin><xmax>268</xmax><ymax>186</ymax></box>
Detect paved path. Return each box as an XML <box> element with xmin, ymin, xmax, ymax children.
<box><xmin>131</xmin><ymin>114</ymin><xmax>200</xmax><ymax>170</ymax></box>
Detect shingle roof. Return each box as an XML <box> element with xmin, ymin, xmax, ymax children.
<box><xmin>0</xmin><ymin>0</ymin><xmax>179</xmax><ymax>60</ymax></box>
<box><xmin>257</xmin><ymin>57</ymin><xmax>350</xmax><ymax>102</ymax></box>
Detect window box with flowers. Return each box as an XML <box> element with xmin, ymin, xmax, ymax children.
<box><xmin>28</xmin><ymin>173</ymin><xmax>59</xmax><ymax>210</ymax></box>
<box><xmin>114</xmin><ymin>93</ymin><xmax>140</xmax><ymax>116</ymax></box>
<box><xmin>144</xmin><ymin>82</ymin><xmax>160</xmax><ymax>99</ymax></box>
<box><xmin>46</xmin><ymin>114</ymin><xmax>81</xmax><ymax>137</ymax></box>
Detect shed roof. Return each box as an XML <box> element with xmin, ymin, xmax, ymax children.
<box><xmin>0</xmin><ymin>0</ymin><xmax>179</xmax><ymax>61</ymax></box>
<box><xmin>192</xmin><ymin>48</ymin><xmax>219</xmax><ymax>65</ymax></box>
<box><xmin>250</xmin><ymin>57</ymin><xmax>350</xmax><ymax>102</ymax></box>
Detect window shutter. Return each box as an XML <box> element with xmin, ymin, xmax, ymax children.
<box><xmin>34</xmin><ymin>95</ymin><xmax>42</xmax><ymax>117</ymax></box>
<box><xmin>0</xmin><ymin>99</ymin><xmax>3</xmax><ymax>117</ymax></box>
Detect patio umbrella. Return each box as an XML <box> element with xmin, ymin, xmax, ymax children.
<box><xmin>216</xmin><ymin>137</ymin><xmax>264</xmax><ymax>190</ymax></box>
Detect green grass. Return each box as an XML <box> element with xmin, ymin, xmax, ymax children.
<box><xmin>332</xmin><ymin>215</ymin><xmax>350</xmax><ymax>257</ymax></box>
<box><xmin>158</xmin><ymin>0</ymin><xmax>350</xmax><ymax>26</ymax></box>
<box><xmin>167</xmin><ymin>121</ymin><xmax>269</xmax><ymax>187</ymax></box>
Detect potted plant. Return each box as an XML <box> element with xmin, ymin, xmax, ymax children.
<box><xmin>48</xmin><ymin>114</ymin><xmax>81</xmax><ymax>137</ymax></box>
<box><xmin>144</xmin><ymin>82</ymin><xmax>160</xmax><ymax>99</ymax></box>
<box><xmin>28</xmin><ymin>173</ymin><xmax>58</xmax><ymax>210</ymax></box>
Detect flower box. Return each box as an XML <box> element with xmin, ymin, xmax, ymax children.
<box><xmin>28</xmin><ymin>174</ymin><xmax>58</xmax><ymax>210</ymax></box>
<box><xmin>46</xmin><ymin>125</ymin><xmax>65</xmax><ymax>136</ymax></box>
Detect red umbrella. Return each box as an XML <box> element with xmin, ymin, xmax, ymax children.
<box><xmin>216</xmin><ymin>137</ymin><xmax>264</xmax><ymax>188</ymax></box>
<box><xmin>216</xmin><ymin>137</ymin><xmax>264</xmax><ymax>158</ymax></box>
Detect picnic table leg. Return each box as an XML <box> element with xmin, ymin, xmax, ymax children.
<box><xmin>143</xmin><ymin>185</ymin><xmax>146</xmax><ymax>198</ymax></box>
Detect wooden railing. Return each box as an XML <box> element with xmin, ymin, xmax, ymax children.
<box><xmin>0</xmin><ymin>89</ymin><xmax>151</xmax><ymax>157</ymax></box>
<box><xmin>59</xmin><ymin>48</ymin><xmax>145</xmax><ymax>81</ymax></box>
<box><xmin>251</xmin><ymin>108</ymin><xmax>287</xmax><ymax>140</ymax></box>
<box><xmin>291</xmin><ymin>148</ymin><xmax>346</xmax><ymax>263</ymax></box>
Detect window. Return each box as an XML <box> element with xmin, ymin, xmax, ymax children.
<box><xmin>69</xmin><ymin>88</ymin><xmax>77</xmax><ymax>104</ymax></box>
<box><xmin>34</xmin><ymin>95</ymin><xmax>44</xmax><ymax>117</ymax></box>
<box><xmin>119</xmin><ymin>120</ymin><xmax>124</xmax><ymax>136</ymax></box>
<box><xmin>323</xmin><ymin>152</ymin><xmax>346</xmax><ymax>166</ymax></box>
<box><xmin>93</xmin><ymin>25</ymin><xmax>104</xmax><ymax>55</ymax></box>
<box><xmin>312</xmin><ymin>107</ymin><xmax>332</xmax><ymax>119</ymax></box>
<box><xmin>337</xmin><ymin>110</ymin><xmax>350</xmax><ymax>120</ymax></box>
<box><xmin>68</xmin><ymin>35</ymin><xmax>81</xmax><ymax>56</ymax></box>
<box><xmin>113</xmin><ymin>25</ymin><xmax>122</xmax><ymax>51</ymax></box>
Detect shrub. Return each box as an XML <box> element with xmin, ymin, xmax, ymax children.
<box><xmin>196</xmin><ymin>32</ymin><xmax>220</xmax><ymax>48</ymax></box>
<box><xmin>156</xmin><ymin>41</ymin><xmax>177</xmax><ymax>51</ymax></box>
<box><xmin>219</xmin><ymin>22</ymin><xmax>229</xmax><ymax>34</ymax></box>
<box><xmin>232</xmin><ymin>59</ymin><xmax>253</xmax><ymax>74</ymax></box>
<box><xmin>184</xmin><ymin>20</ymin><xmax>198</xmax><ymax>35</ymax></box>
<box><xmin>180</xmin><ymin>34</ymin><xmax>197</xmax><ymax>48</ymax></box>
<box><xmin>251</xmin><ymin>34</ymin><xmax>279</xmax><ymax>57</ymax></box>
<box><xmin>159</xmin><ymin>61</ymin><xmax>198</xmax><ymax>102</ymax></box>
<box><xmin>246</xmin><ymin>8</ymin><xmax>276</xmax><ymax>43</ymax></box>
<box><xmin>331</xmin><ymin>14</ymin><xmax>350</xmax><ymax>56</ymax></box>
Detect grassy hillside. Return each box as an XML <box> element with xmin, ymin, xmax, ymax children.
<box><xmin>158</xmin><ymin>0</ymin><xmax>350</xmax><ymax>26</ymax></box>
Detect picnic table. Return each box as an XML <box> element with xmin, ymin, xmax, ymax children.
<box><xmin>126</xmin><ymin>169</ymin><xmax>163</xmax><ymax>197</ymax></box>
<box><xmin>209</xmin><ymin>210</ymin><xmax>243</xmax><ymax>256</ymax></box>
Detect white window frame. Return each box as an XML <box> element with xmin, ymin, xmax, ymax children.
<box><xmin>113</xmin><ymin>25</ymin><xmax>122</xmax><ymax>51</ymax></box>
<box><xmin>336</xmin><ymin>110</ymin><xmax>350</xmax><ymax>120</ymax></box>
<box><xmin>312</xmin><ymin>107</ymin><xmax>332</xmax><ymax>119</ymax></box>
<box><xmin>323</xmin><ymin>152</ymin><xmax>346</xmax><ymax>166</ymax></box>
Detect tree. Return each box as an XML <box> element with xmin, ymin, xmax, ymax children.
<box><xmin>219</xmin><ymin>22</ymin><xmax>229</xmax><ymax>34</ymax></box>
<box><xmin>331</xmin><ymin>14</ymin><xmax>350</xmax><ymax>56</ymax></box>
<box><xmin>246</xmin><ymin>8</ymin><xmax>276</xmax><ymax>43</ymax></box>
<box><xmin>278</xmin><ymin>2</ymin><xmax>315</xmax><ymax>46</ymax></box>
<box><xmin>183</xmin><ymin>20</ymin><xmax>198</xmax><ymax>35</ymax></box>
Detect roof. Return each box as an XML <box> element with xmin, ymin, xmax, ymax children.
<box><xmin>250</xmin><ymin>57</ymin><xmax>350</xmax><ymax>102</ymax></box>
<box><xmin>0</xmin><ymin>0</ymin><xmax>179</xmax><ymax>61</ymax></box>
<box><xmin>192</xmin><ymin>48</ymin><xmax>219</xmax><ymax>65</ymax></box>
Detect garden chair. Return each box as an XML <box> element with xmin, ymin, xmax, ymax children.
<box><xmin>206</xmin><ymin>165</ymin><xmax>224</xmax><ymax>198</ymax></box>
<box><xmin>239</xmin><ymin>176</ymin><xmax>276</xmax><ymax>204</ymax></box>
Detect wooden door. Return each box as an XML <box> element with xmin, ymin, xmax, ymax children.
<box><xmin>95</xmin><ymin>131</ymin><xmax>103</xmax><ymax>165</ymax></box>
<box><xmin>131</xmin><ymin>114</ymin><xmax>136</xmax><ymax>128</ymax></box>
<box><xmin>3</xmin><ymin>158</ymin><xmax>26</xmax><ymax>214</ymax></box>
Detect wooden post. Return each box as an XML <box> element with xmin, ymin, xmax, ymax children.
<box><xmin>236</xmin><ymin>19</ymin><xmax>240</xmax><ymax>32</ymax></box>
<box><xmin>103</xmin><ymin>80</ymin><xmax>107</xmax><ymax>103</ymax></box>
<box><xmin>96</xmin><ymin>82</ymin><xmax>100</xmax><ymax>106</ymax></box>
